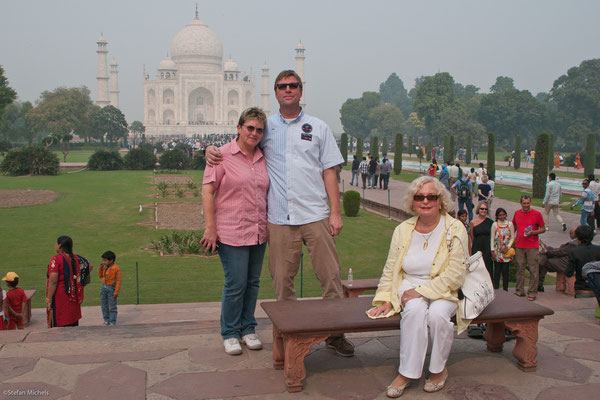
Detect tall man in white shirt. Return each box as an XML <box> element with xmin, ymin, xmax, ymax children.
<box><xmin>206</xmin><ymin>70</ymin><xmax>354</xmax><ymax>356</ymax></box>
<box><xmin>542</xmin><ymin>173</ymin><xmax>567</xmax><ymax>232</ymax></box>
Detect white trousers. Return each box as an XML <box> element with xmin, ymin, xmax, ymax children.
<box><xmin>398</xmin><ymin>280</ymin><xmax>457</xmax><ymax>379</ymax></box>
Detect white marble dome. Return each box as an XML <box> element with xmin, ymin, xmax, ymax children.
<box><xmin>159</xmin><ymin>57</ymin><xmax>177</xmax><ymax>70</ymax></box>
<box><xmin>223</xmin><ymin>58</ymin><xmax>239</xmax><ymax>71</ymax></box>
<box><xmin>170</xmin><ymin>17</ymin><xmax>223</xmax><ymax>65</ymax></box>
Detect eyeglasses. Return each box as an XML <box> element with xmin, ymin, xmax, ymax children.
<box><xmin>276</xmin><ymin>82</ymin><xmax>301</xmax><ymax>90</ymax></box>
<box><xmin>243</xmin><ymin>125</ymin><xmax>264</xmax><ymax>134</ymax></box>
<box><xmin>480</xmin><ymin>208</ymin><xmax>488</xmax><ymax>211</ymax></box>
<box><xmin>413</xmin><ymin>194</ymin><xmax>439</xmax><ymax>202</ymax></box>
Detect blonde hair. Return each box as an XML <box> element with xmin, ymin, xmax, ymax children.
<box><xmin>403</xmin><ymin>176</ymin><xmax>454</xmax><ymax>215</ymax></box>
<box><xmin>475</xmin><ymin>201</ymin><xmax>488</xmax><ymax>214</ymax></box>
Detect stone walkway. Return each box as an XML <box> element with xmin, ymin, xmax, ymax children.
<box><xmin>1</xmin><ymin>167</ymin><xmax>598</xmax><ymax>399</ymax></box>
<box><xmin>0</xmin><ymin>289</ymin><xmax>598</xmax><ymax>399</ymax></box>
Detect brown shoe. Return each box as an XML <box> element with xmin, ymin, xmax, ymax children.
<box><xmin>326</xmin><ymin>335</ymin><xmax>354</xmax><ymax>357</ymax></box>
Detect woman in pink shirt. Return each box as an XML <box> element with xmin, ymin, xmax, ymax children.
<box><xmin>201</xmin><ymin>107</ymin><xmax>270</xmax><ymax>356</ymax></box>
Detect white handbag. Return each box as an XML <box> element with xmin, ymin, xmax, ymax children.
<box><xmin>459</xmin><ymin>251</ymin><xmax>495</xmax><ymax>319</ymax></box>
<box><xmin>445</xmin><ymin>226</ymin><xmax>495</xmax><ymax>320</ymax></box>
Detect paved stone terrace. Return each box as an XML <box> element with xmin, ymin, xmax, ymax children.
<box><xmin>0</xmin><ymin>289</ymin><xmax>599</xmax><ymax>399</ymax></box>
<box><xmin>1</xmin><ymin>165</ymin><xmax>598</xmax><ymax>399</ymax></box>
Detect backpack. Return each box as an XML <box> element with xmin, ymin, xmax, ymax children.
<box><xmin>458</xmin><ymin>179</ymin><xmax>470</xmax><ymax>199</ymax></box>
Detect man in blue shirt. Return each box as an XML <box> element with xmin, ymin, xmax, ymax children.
<box><xmin>207</xmin><ymin>70</ymin><xmax>353</xmax><ymax>356</ymax></box>
<box><xmin>453</xmin><ymin>176</ymin><xmax>474</xmax><ymax>221</ymax></box>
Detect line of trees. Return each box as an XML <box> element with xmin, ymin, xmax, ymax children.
<box><xmin>339</xmin><ymin>58</ymin><xmax>600</xmax><ymax>157</ymax></box>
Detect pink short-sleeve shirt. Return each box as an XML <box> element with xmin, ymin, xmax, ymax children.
<box><xmin>202</xmin><ymin>139</ymin><xmax>269</xmax><ymax>246</ymax></box>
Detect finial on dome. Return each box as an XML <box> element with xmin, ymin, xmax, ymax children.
<box><xmin>195</xmin><ymin>3</ymin><xmax>198</xmax><ymax>19</ymax></box>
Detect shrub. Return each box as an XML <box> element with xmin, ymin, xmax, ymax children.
<box><xmin>370</xmin><ymin>136</ymin><xmax>379</xmax><ymax>158</ymax></box>
<box><xmin>191</xmin><ymin>153</ymin><xmax>206</xmax><ymax>170</ymax></box>
<box><xmin>159</xmin><ymin>149</ymin><xmax>190</xmax><ymax>170</ymax></box>
<box><xmin>87</xmin><ymin>149</ymin><xmax>123</xmax><ymax>171</ymax></box>
<box><xmin>193</xmin><ymin>189</ymin><xmax>200</xmax><ymax>197</ymax></box>
<box><xmin>156</xmin><ymin>182</ymin><xmax>168</xmax><ymax>191</ymax></box>
<box><xmin>175</xmin><ymin>189</ymin><xmax>184</xmax><ymax>198</ymax></box>
<box><xmin>0</xmin><ymin>145</ymin><xmax>59</xmax><ymax>176</ymax></box>
<box><xmin>123</xmin><ymin>147</ymin><xmax>156</xmax><ymax>170</ymax></box>
<box><xmin>151</xmin><ymin>231</ymin><xmax>211</xmax><ymax>255</ymax></box>
<box><xmin>514</xmin><ymin>135</ymin><xmax>521</xmax><ymax>170</ymax></box>
<box><xmin>342</xmin><ymin>190</ymin><xmax>361</xmax><ymax>217</ymax></box>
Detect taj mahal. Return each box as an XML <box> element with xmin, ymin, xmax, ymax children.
<box><xmin>95</xmin><ymin>9</ymin><xmax>306</xmax><ymax>137</ymax></box>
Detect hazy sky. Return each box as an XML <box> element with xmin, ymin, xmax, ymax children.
<box><xmin>2</xmin><ymin>0</ymin><xmax>599</xmax><ymax>133</ymax></box>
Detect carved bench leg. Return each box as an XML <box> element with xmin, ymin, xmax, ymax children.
<box><xmin>504</xmin><ymin>319</ymin><xmax>539</xmax><ymax>372</ymax></box>
<box><xmin>272</xmin><ymin>325</ymin><xmax>284</xmax><ymax>370</ymax></box>
<box><xmin>283</xmin><ymin>334</ymin><xmax>328</xmax><ymax>392</ymax></box>
<box><xmin>484</xmin><ymin>322</ymin><xmax>506</xmax><ymax>352</ymax></box>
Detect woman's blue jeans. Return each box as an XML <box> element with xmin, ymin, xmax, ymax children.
<box><xmin>218</xmin><ymin>242</ymin><xmax>266</xmax><ymax>340</ymax></box>
<box><xmin>100</xmin><ymin>284</ymin><xmax>118</xmax><ymax>324</ymax></box>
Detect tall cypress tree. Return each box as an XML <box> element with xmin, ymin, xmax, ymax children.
<box><xmin>356</xmin><ymin>137</ymin><xmax>363</xmax><ymax>160</ymax></box>
<box><xmin>487</xmin><ymin>132</ymin><xmax>496</xmax><ymax>180</ymax></box>
<box><xmin>584</xmin><ymin>133</ymin><xmax>597</xmax><ymax>178</ymax></box>
<box><xmin>532</xmin><ymin>133</ymin><xmax>550</xmax><ymax>198</ymax></box>
<box><xmin>443</xmin><ymin>136</ymin><xmax>450</xmax><ymax>163</ymax></box>
<box><xmin>547</xmin><ymin>133</ymin><xmax>554</xmax><ymax>171</ymax></box>
<box><xmin>340</xmin><ymin>133</ymin><xmax>348</xmax><ymax>165</ymax></box>
<box><xmin>449</xmin><ymin>135</ymin><xmax>455</xmax><ymax>163</ymax></box>
<box><xmin>408</xmin><ymin>136</ymin><xmax>413</xmax><ymax>157</ymax></box>
<box><xmin>382</xmin><ymin>137</ymin><xmax>389</xmax><ymax>156</ymax></box>
<box><xmin>466</xmin><ymin>135</ymin><xmax>472</xmax><ymax>165</ymax></box>
<box><xmin>394</xmin><ymin>133</ymin><xmax>403</xmax><ymax>174</ymax></box>
<box><xmin>514</xmin><ymin>135</ymin><xmax>521</xmax><ymax>170</ymax></box>
<box><xmin>370</xmin><ymin>136</ymin><xmax>379</xmax><ymax>159</ymax></box>
<box><xmin>426</xmin><ymin>142</ymin><xmax>432</xmax><ymax>162</ymax></box>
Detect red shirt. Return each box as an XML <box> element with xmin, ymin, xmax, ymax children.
<box><xmin>512</xmin><ymin>209</ymin><xmax>545</xmax><ymax>249</ymax></box>
<box><xmin>203</xmin><ymin>139</ymin><xmax>269</xmax><ymax>246</ymax></box>
<box><xmin>6</xmin><ymin>288</ymin><xmax>27</xmax><ymax>314</ymax></box>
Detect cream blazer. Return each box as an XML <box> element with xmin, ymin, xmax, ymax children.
<box><xmin>372</xmin><ymin>213</ymin><xmax>471</xmax><ymax>334</ymax></box>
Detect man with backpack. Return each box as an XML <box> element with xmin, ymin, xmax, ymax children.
<box><xmin>454</xmin><ymin>175</ymin><xmax>474</xmax><ymax>221</ymax></box>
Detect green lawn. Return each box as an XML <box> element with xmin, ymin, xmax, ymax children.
<box><xmin>0</xmin><ymin>170</ymin><xmax>398</xmax><ymax>308</ymax></box>
<box><xmin>53</xmin><ymin>150</ymin><xmax>112</xmax><ymax>163</ymax></box>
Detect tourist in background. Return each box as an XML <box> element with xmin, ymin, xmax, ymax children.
<box><xmin>201</xmin><ymin>107</ymin><xmax>270</xmax><ymax>355</ymax></box>
<box><xmin>470</xmin><ymin>202</ymin><xmax>494</xmax><ymax>278</ymax></box>
<box><xmin>587</xmin><ymin>175</ymin><xmax>600</xmax><ymax>229</ymax></box>
<box><xmin>543</xmin><ymin>173</ymin><xmax>567</xmax><ymax>232</ymax></box>
<box><xmin>571</xmin><ymin>178</ymin><xmax>595</xmax><ymax>228</ymax></box>
<box><xmin>512</xmin><ymin>195</ymin><xmax>546</xmax><ymax>301</ymax></box>
<box><xmin>46</xmin><ymin>236</ymin><xmax>84</xmax><ymax>327</ymax></box>
<box><xmin>567</xmin><ymin>225</ymin><xmax>600</xmax><ymax>292</ymax></box>
<box><xmin>490</xmin><ymin>208</ymin><xmax>515</xmax><ymax>291</ymax></box>
<box><xmin>439</xmin><ymin>164</ymin><xmax>449</xmax><ymax>189</ymax></box>
<box><xmin>477</xmin><ymin>175</ymin><xmax>492</xmax><ymax>205</ymax></box>
<box><xmin>380</xmin><ymin>157</ymin><xmax>392</xmax><ymax>190</ymax></box>
<box><xmin>350</xmin><ymin>155</ymin><xmax>360</xmax><ymax>186</ymax></box>
<box><xmin>368</xmin><ymin>176</ymin><xmax>468</xmax><ymax>397</ymax></box>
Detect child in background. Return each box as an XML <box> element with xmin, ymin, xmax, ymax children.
<box><xmin>2</xmin><ymin>272</ymin><xmax>28</xmax><ymax>330</ymax></box>
<box><xmin>457</xmin><ymin>209</ymin><xmax>470</xmax><ymax>232</ymax></box>
<box><xmin>98</xmin><ymin>251</ymin><xmax>121</xmax><ymax>326</ymax></box>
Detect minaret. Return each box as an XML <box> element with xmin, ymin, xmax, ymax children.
<box><xmin>295</xmin><ymin>41</ymin><xmax>306</xmax><ymax>109</ymax></box>
<box><xmin>96</xmin><ymin>34</ymin><xmax>110</xmax><ymax>107</ymax></box>
<box><xmin>110</xmin><ymin>59</ymin><xmax>119</xmax><ymax>108</ymax></box>
<box><xmin>261</xmin><ymin>62</ymin><xmax>270</xmax><ymax>114</ymax></box>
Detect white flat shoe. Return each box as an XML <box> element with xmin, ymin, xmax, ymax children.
<box><xmin>241</xmin><ymin>333</ymin><xmax>263</xmax><ymax>350</ymax></box>
<box><xmin>223</xmin><ymin>338</ymin><xmax>242</xmax><ymax>355</ymax></box>
<box><xmin>424</xmin><ymin>369</ymin><xmax>448</xmax><ymax>393</ymax></box>
<box><xmin>386</xmin><ymin>378</ymin><xmax>409</xmax><ymax>398</ymax></box>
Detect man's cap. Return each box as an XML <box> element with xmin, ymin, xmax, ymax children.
<box><xmin>2</xmin><ymin>272</ymin><xmax>19</xmax><ymax>281</ymax></box>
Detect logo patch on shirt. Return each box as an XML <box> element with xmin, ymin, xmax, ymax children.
<box><xmin>302</xmin><ymin>123</ymin><xmax>312</xmax><ymax>133</ymax></box>
<box><xmin>301</xmin><ymin>132</ymin><xmax>312</xmax><ymax>141</ymax></box>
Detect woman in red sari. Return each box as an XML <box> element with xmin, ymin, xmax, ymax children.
<box><xmin>46</xmin><ymin>236</ymin><xmax>84</xmax><ymax>327</ymax></box>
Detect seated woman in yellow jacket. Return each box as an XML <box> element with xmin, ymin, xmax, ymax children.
<box><xmin>368</xmin><ymin>176</ymin><xmax>469</xmax><ymax>398</ymax></box>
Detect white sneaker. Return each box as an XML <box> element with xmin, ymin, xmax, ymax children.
<box><xmin>223</xmin><ymin>338</ymin><xmax>243</xmax><ymax>355</ymax></box>
<box><xmin>241</xmin><ymin>333</ymin><xmax>263</xmax><ymax>350</ymax></box>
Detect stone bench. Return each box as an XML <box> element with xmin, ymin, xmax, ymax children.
<box><xmin>341</xmin><ymin>278</ymin><xmax>379</xmax><ymax>298</ymax></box>
<box><xmin>261</xmin><ymin>290</ymin><xmax>554</xmax><ymax>392</ymax></box>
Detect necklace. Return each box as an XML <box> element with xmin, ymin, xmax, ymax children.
<box><xmin>422</xmin><ymin>231</ymin><xmax>434</xmax><ymax>250</ymax></box>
